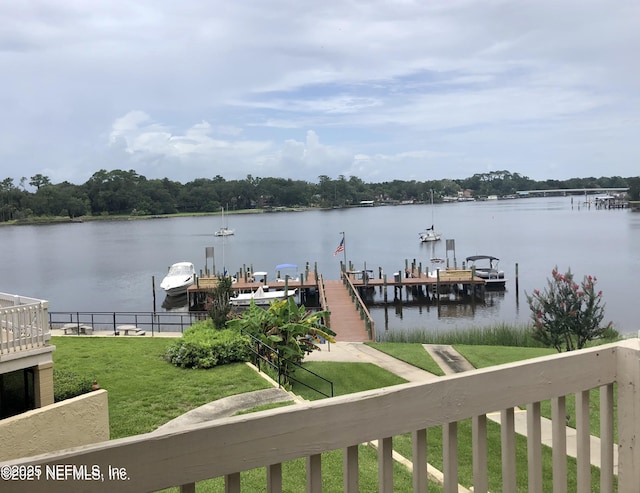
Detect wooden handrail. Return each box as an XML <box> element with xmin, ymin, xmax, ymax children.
<box><xmin>341</xmin><ymin>271</ymin><xmax>375</xmax><ymax>340</ymax></box>
<box><xmin>317</xmin><ymin>274</ymin><xmax>330</xmax><ymax>329</ymax></box>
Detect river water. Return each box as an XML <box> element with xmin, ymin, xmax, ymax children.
<box><xmin>1</xmin><ymin>197</ymin><xmax>638</xmax><ymax>336</ymax></box>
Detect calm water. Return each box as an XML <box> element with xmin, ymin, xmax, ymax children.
<box><xmin>1</xmin><ymin>197</ymin><xmax>638</xmax><ymax>336</ymax></box>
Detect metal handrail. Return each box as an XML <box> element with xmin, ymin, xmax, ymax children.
<box><xmin>243</xmin><ymin>331</ymin><xmax>334</xmax><ymax>398</ymax></box>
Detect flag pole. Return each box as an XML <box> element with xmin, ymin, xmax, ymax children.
<box><xmin>341</xmin><ymin>231</ymin><xmax>346</xmax><ymax>271</ymax></box>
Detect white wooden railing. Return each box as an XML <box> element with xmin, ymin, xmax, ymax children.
<box><xmin>4</xmin><ymin>339</ymin><xmax>640</xmax><ymax>493</ymax></box>
<box><xmin>0</xmin><ymin>292</ymin><xmax>50</xmax><ymax>354</ymax></box>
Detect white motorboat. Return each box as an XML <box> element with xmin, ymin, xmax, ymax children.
<box><xmin>230</xmin><ymin>285</ymin><xmax>297</xmax><ymax>306</ymax></box>
<box><xmin>465</xmin><ymin>255</ymin><xmax>506</xmax><ymax>289</ymax></box>
<box><xmin>160</xmin><ymin>262</ymin><xmax>196</xmax><ymax>296</ymax></box>
<box><xmin>214</xmin><ymin>206</ymin><xmax>235</xmax><ymax>237</ymax></box>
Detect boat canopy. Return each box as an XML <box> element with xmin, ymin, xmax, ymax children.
<box><xmin>465</xmin><ymin>255</ymin><xmax>499</xmax><ymax>262</ymax></box>
<box><xmin>275</xmin><ymin>263</ymin><xmax>297</xmax><ymax>270</ymax></box>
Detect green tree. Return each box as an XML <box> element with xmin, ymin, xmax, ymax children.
<box><xmin>627</xmin><ymin>177</ymin><xmax>640</xmax><ymax>201</ymax></box>
<box><xmin>526</xmin><ymin>267</ymin><xmax>614</xmax><ymax>352</ymax></box>
<box><xmin>29</xmin><ymin>174</ymin><xmax>51</xmax><ymax>190</ymax></box>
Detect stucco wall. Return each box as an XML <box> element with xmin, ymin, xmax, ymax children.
<box><xmin>0</xmin><ymin>389</ymin><xmax>109</xmax><ymax>461</ymax></box>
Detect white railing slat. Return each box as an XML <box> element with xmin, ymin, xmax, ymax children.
<box><xmin>600</xmin><ymin>383</ymin><xmax>614</xmax><ymax>493</ymax></box>
<box><xmin>225</xmin><ymin>472</ymin><xmax>240</xmax><ymax>493</ymax></box>
<box><xmin>576</xmin><ymin>390</ymin><xmax>591</xmax><ymax>492</ymax></box>
<box><xmin>442</xmin><ymin>421</ymin><xmax>458</xmax><ymax>493</ymax></box>
<box><xmin>378</xmin><ymin>437</ymin><xmax>393</xmax><ymax>493</ymax></box>
<box><xmin>267</xmin><ymin>463</ymin><xmax>282</xmax><ymax>493</ymax></box>
<box><xmin>306</xmin><ymin>454</ymin><xmax>321</xmax><ymax>493</ymax></box>
<box><xmin>501</xmin><ymin>407</ymin><xmax>516</xmax><ymax>493</ymax></box>
<box><xmin>471</xmin><ymin>414</ymin><xmax>488</xmax><ymax>493</ymax></box>
<box><xmin>411</xmin><ymin>428</ymin><xmax>427</xmax><ymax>493</ymax></box>
<box><xmin>527</xmin><ymin>401</ymin><xmax>542</xmax><ymax>493</ymax></box>
<box><xmin>343</xmin><ymin>445</ymin><xmax>359</xmax><ymax>493</ymax></box>
<box><xmin>551</xmin><ymin>396</ymin><xmax>568</xmax><ymax>493</ymax></box>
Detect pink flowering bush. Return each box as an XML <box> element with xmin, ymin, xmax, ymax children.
<box><xmin>526</xmin><ymin>267</ymin><xmax>616</xmax><ymax>352</ymax></box>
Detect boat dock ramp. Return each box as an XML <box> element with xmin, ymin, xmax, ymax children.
<box><xmin>188</xmin><ymin>260</ymin><xmax>492</xmax><ymax>343</ymax></box>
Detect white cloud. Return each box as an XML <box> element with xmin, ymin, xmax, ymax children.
<box><xmin>0</xmin><ymin>0</ymin><xmax>638</xmax><ymax>184</ymax></box>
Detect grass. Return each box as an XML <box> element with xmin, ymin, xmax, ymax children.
<box><xmin>454</xmin><ymin>344</ymin><xmax>556</xmax><ymax>368</ymax></box>
<box><xmin>51</xmin><ymin>336</ymin><xmax>271</xmax><ymax>438</ymax></box>
<box><xmin>381</xmin><ymin>323</ymin><xmax>544</xmax><ymax>346</ymax></box>
<box><xmin>52</xmin><ymin>335</ymin><xmax>616</xmax><ymax>492</ymax></box>
<box><xmin>291</xmin><ymin>361</ymin><xmax>408</xmax><ymax>400</ymax></box>
<box><xmin>366</xmin><ymin>342</ymin><xmax>445</xmax><ymax>376</ymax></box>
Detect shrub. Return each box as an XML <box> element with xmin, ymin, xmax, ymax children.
<box><xmin>527</xmin><ymin>267</ymin><xmax>616</xmax><ymax>351</ymax></box>
<box><xmin>53</xmin><ymin>369</ymin><xmax>94</xmax><ymax>402</ymax></box>
<box><xmin>165</xmin><ymin>320</ymin><xmax>251</xmax><ymax>369</ymax></box>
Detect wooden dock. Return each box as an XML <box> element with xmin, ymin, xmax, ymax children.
<box><xmin>322</xmin><ymin>280</ymin><xmax>370</xmax><ymax>342</ymax></box>
<box><xmin>188</xmin><ymin>266</ymin><xmax>489</xmax><ymax>342</ymax></box>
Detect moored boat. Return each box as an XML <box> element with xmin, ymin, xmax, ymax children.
<box><xmin>230</xmin><ymin>285</ymin><xmax>297</xmax><ymax>306</ymax></box>
<box><xmin>214</xmin><ymin>207</ymin><xmax>235</xmax><ymax>237</ymax></box>
<box><xmin>465</xmin><ymin>255</ymin><xmax>506</xmax><ymax>289</ymax></box>
<box><xmin>419</xmin><ymin>226</ymin><xmax>442</xmax><ymax>242</ymax></box>
<box><xmin>419</xmin><ymin>190</ymin><xmax>442</xmax><ymax>242</ymax></box>
<box><xmin>160</xmin><ymin>262</ymin><xmax>196</xmax><ymax>296</ymax></box>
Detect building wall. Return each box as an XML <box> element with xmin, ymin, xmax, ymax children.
<box><xmin>0</xmin><ymin>389</ymin><xmax>109</xmax><ymax>461</ymax></box>
<box><xmin>34</xmin><ymin>361</ymin><xmax>54</xmax><ymax>408</ymax></box>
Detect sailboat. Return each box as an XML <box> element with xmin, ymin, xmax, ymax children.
<box><xmin>214</xmin><ymin>207</ymin><xmax>235</xmax><ymax>237</ymax></box>
<box><xmin>419</xmin><ymin>190</ymin><xmax>441</xmax><ymax>242</ymax></box>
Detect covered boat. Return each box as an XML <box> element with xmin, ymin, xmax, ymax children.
<box><xmin>465</xmin><ymin>255</ymin><xmax>506</xmax><ymax>289</ymax></box>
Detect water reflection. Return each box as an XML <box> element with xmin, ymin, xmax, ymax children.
<box><xmin>161</xmin><ymin>295</ymin><xmax>189</xmax><ymax>312</ymax></box>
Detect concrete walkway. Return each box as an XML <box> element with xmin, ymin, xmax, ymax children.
<box><xmin>152</xmin><ymin>388</ymin><xmax>293</xmax><ymax>435</ymax></box>
<box><xmin>305</xmin><ymin>341</ymin><xmax>439</xmax><ymax>383</ymax></box>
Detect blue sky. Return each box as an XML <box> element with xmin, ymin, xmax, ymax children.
<box><xmin>1</xmin><ymin>0</ymin><xmax>638</xmax><ymax>186</ymax></box>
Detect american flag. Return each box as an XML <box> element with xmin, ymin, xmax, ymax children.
<box><xmin>334</xmin><ymin>238</ymin><xmax>344</xmax><ymax>256</ymax></box>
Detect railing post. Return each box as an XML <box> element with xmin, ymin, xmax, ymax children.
<box><xmin>343</xmin><ymin>445</ymin><xmax>359</xmax><ymax>493</ymax></box>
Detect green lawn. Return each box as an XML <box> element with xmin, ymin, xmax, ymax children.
<box><xmin>366</xmin><ymin>342</ymin><xmax>445</xmax><ymax>376</ymax></box>
<box><xmin>52</xmin><ymin>337</ymin><xmax>614</xmax><ymax>492</ymax></box>
<box><xmin>292</xmin><ymin>361</ymin><xmax>408</xmax><ymax>400</ymax></box>
<box><xmin>51</xmin><ymin>337</ymin><xmax>271</xmax><ymax>438</ymax></box>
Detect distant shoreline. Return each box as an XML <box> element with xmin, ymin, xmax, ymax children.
<box><xmin>0</xmin><ymin>207</ymin><xmax>305</xmax><ymax>227</ymax></box>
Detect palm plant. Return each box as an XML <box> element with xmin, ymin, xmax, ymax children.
<box><xmin>227</xmin><ymin>297</ymin><xmax>335</xmax><ymax>380</ymax></box>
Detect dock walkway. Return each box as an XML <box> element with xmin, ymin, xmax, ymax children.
<box><xmin>322</xmin><ymin>280</ymin><xmax>370</xmax><ymax>342</ymax></box>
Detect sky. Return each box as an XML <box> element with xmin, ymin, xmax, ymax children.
<box><xmin>1</xmin><ymin>0</ymin><xmax>639</xmax><ymax>187</ymax></box>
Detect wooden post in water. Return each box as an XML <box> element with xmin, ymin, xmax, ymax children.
<box><xmin>383</xmin><ymin>274</ymin><xmax>388</xmax><ymax>302</ymax></box>
<box><xmin>515</xmin><ymin>263</ymin><xmax>519</xmax><ymax>295</ymax></box>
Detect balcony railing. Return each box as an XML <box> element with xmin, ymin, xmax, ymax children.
<box><xmin>4</xmin><ymin>339</ymin><xmax>640</xmax><ymax>493</ymax></box>
<box><xmin>0</xmin><ymin>293</ymin><xmax>50</xmax><ymax>354</ymax></box>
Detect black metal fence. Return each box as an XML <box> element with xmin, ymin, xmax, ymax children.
<box><xmin>49</xmin><ymin>311</ymin><xmax>209</xmax><ymax>336</ymax></box>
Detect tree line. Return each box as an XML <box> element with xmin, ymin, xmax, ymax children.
<box><xmin>1</xmin><ymin>169</ymin><xmax>638</xmax><ymax>222</ymax></box>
